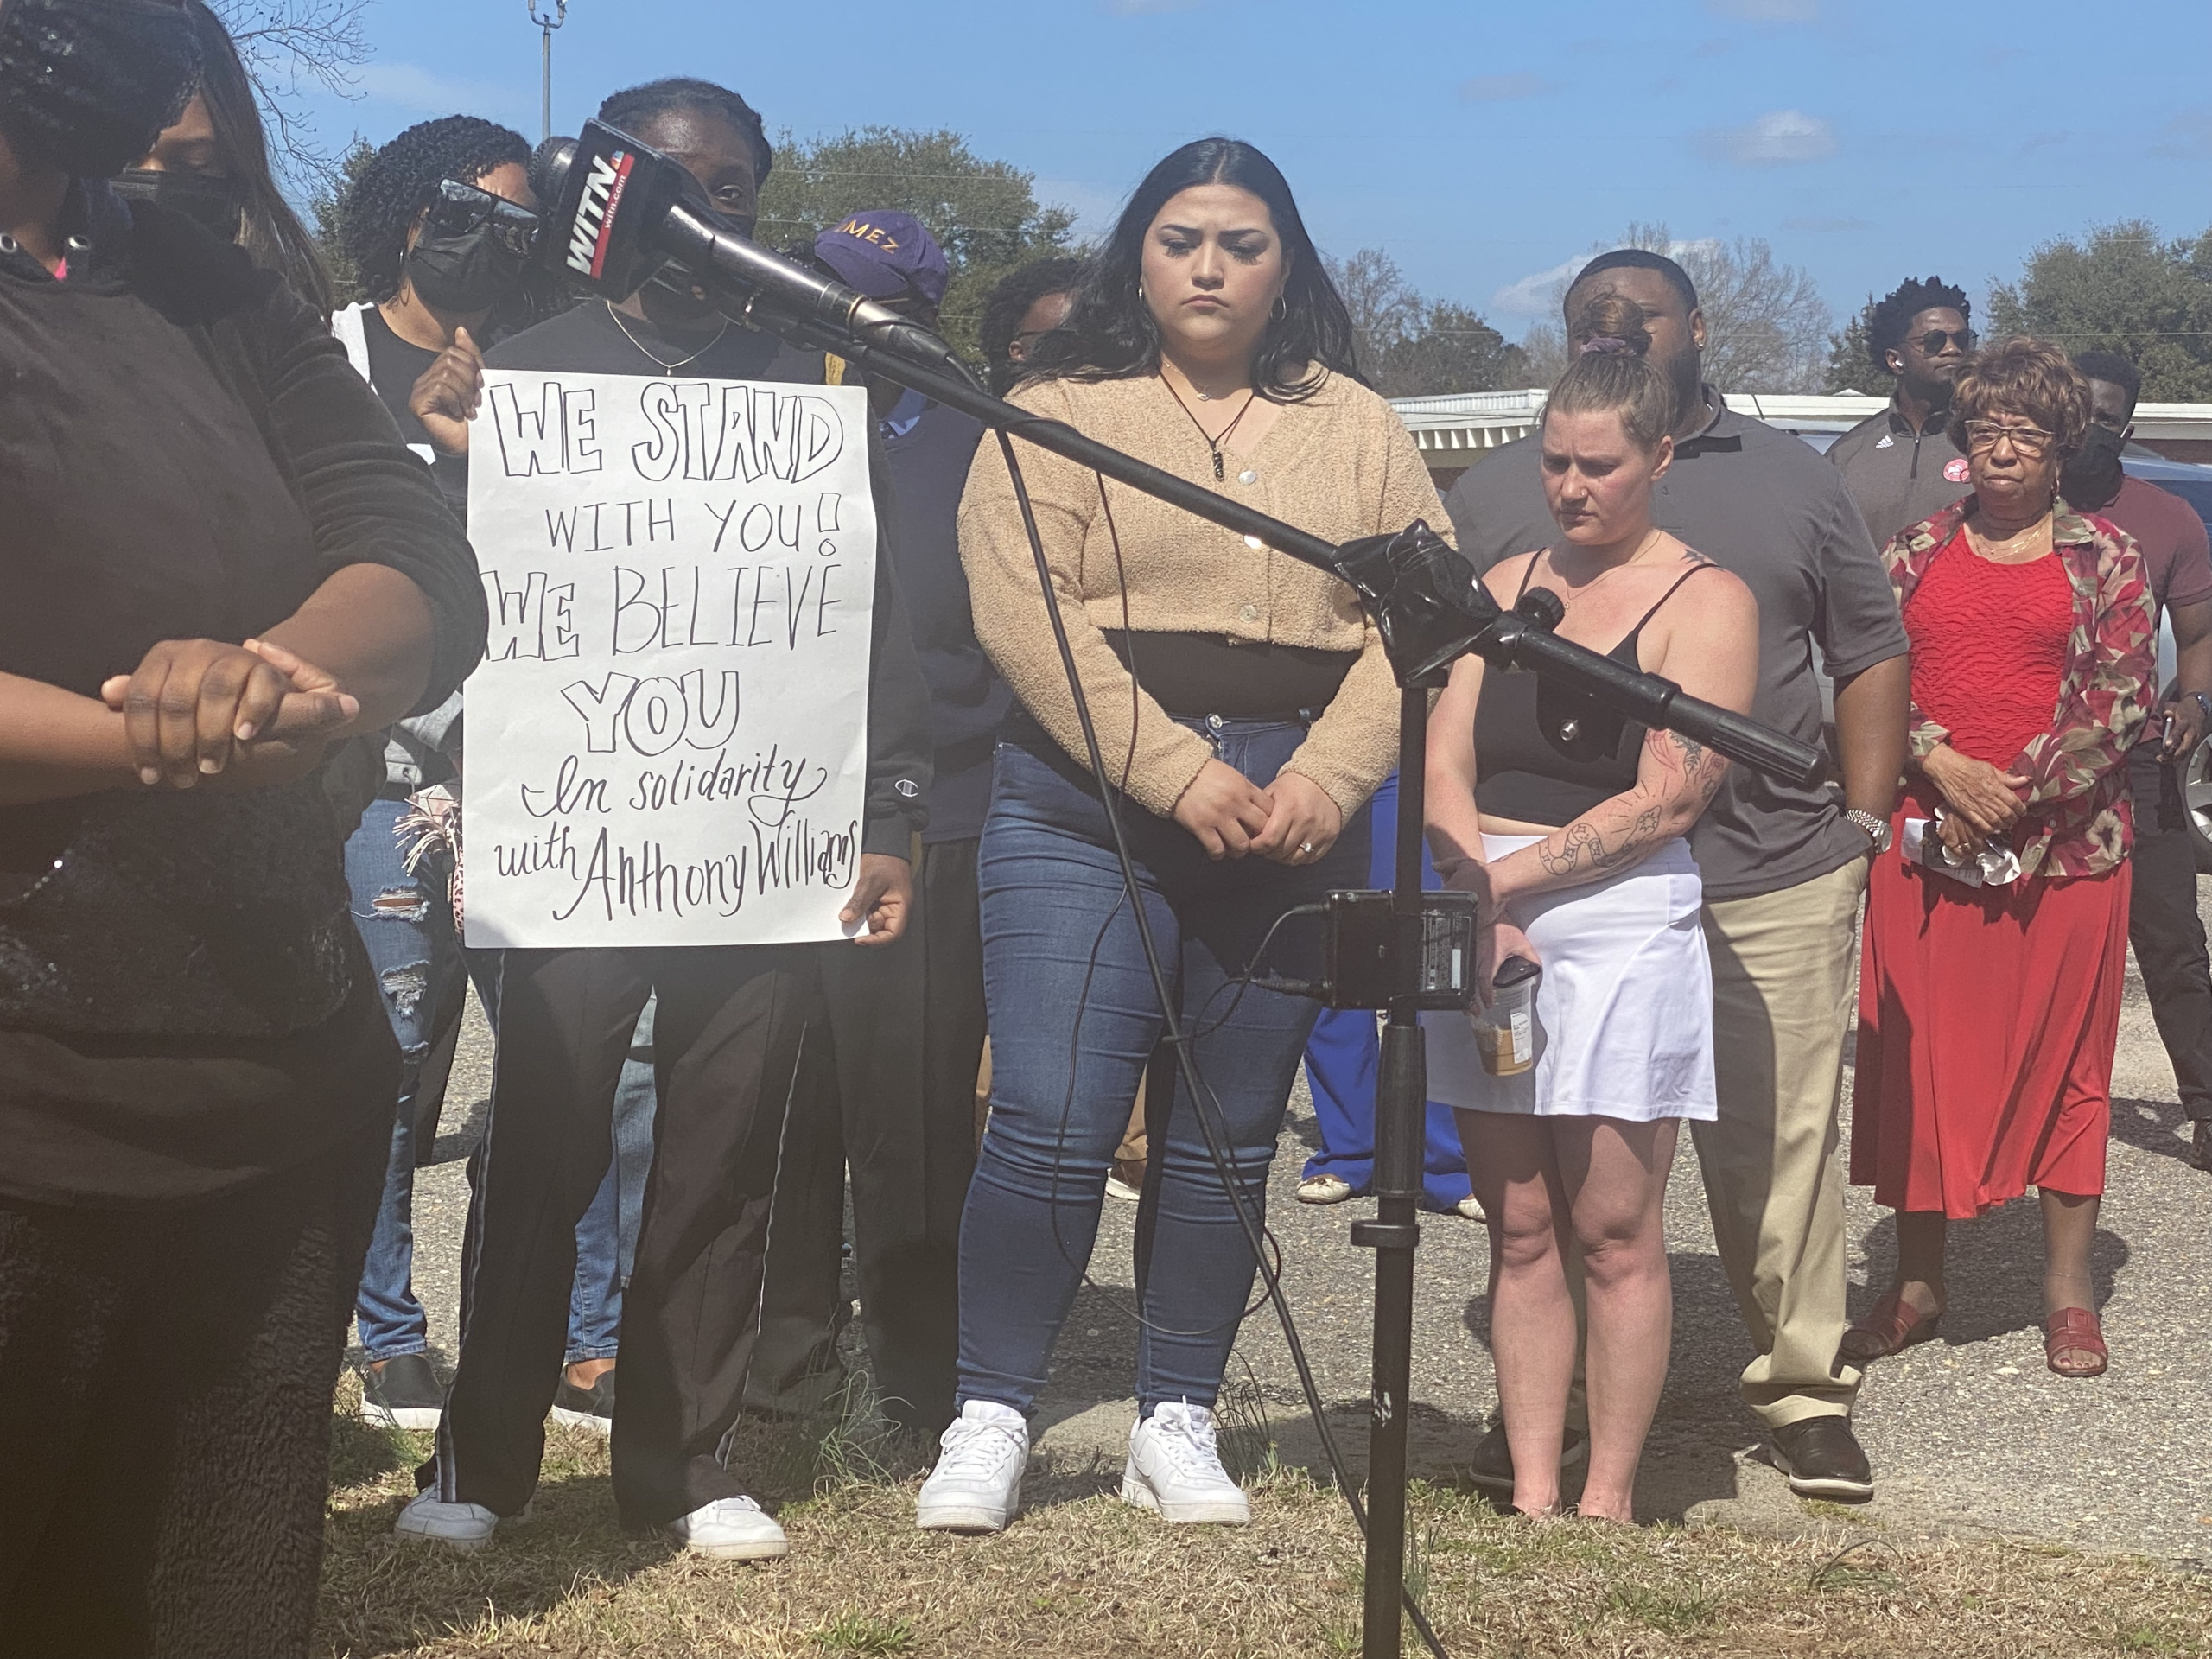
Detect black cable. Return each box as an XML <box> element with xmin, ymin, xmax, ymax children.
<box><xmin>994</xmin><ymin>430</ymin><xmax>1449</xmax><ymax>1659</ymax></box>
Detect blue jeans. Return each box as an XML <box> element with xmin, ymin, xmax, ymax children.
<box><xmin>348</xmin><ymin>800</ymin><xmax>656</xmax><ymax>1363</ymax></box>
<box><xmin>1300</xmin><ymin>772</ymin><xmax>1473</xmax><ymax>1208</ymax></box>
<box><xmin>565</xmin><ymin>996</ymin><xmax>658</xmax><ymax>1362</ymax></box>
<box><xmin>958</xmin><ymin>718</ymin><xmax>1368</xmax><ymax>1415</ymax></box>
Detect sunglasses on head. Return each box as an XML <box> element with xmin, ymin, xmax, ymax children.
<box><xmin>424</xmin><ymin>178</ymin><xmax>540</xmax><ymax>261</ymax></box>
<box><xmin>1913</xmin><ymin>327</ymin><xmax>1975</xmax><ymax>355</ymax></box>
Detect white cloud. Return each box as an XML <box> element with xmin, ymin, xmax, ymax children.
<box><xmin>1493</xmin><ymin>237</ymin><xmax>1723</xmax><ymax>319</ymax></box>
<box><xmin>1459</xmin><ymin>73</ymin><xmax>1554</xmax><ymax>102</ymax></box>
<box><xmin>357</xmin><ymin>62</ymin><xmax>525</xmax><ymax>121</ymax></box>
<box><xmin>1696</xmin><ymin>109</ymin><xmax>1836</xmax><ymax>167</ymax></box>
<box><xmin>1705</xmin><ymin>0</ymin><xmax>1816</xmax><ymax>19</ymax></box>
<box><xmin>1491</xmin><ymin>253</ymin><xmax>1589</xmax><ymax>319</ymax></box>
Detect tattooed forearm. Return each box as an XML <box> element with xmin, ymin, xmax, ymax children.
<box><xmin>1591</xmin><ymin>804</ymin><xmax>1664</xmax><ymax>869</ymax></box>
<box><xmin>1527</xmin><ymin>730</ymin><xmax>1732</xmax><ymax>888</ymax></box>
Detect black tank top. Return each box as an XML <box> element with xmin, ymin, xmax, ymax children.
<box><xmin>1474</xmin><ymin>557</ymin><xmax>1713</xmax><ymax>825</ymax></box>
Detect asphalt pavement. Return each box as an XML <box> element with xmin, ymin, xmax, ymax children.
<box><xmin>385</xmin><ymin>889</ymin><xmax>2212</xmax><ymax>1566</ymax></box>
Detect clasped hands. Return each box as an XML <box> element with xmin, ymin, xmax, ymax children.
<box><xmin>99</xmin><ymin>637</ymin><xmax>359</xmax><ymax>792</ymax></box>
<box><xmin>1921</xmin><ymin>744</ymin><xmax>2028</xmax><ymax>861</ymax></box>
<box><xmin>1172</xmin><ymin>759</ymin><xmax>1340</xmax><ymax>864</ymax></box>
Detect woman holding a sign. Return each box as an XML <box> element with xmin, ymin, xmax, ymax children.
<box><xmin>920</xmin><ymin>138</ymin><xmax>1437</xmax><ymax>1534</ymax></box>
<box><xmin>397</xmin><ymin>77</ymin><xmax>933</xmax><ymax>1565</ymax></box>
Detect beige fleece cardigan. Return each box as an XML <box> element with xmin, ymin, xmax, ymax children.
<box><xmin>957</xmin><ymin>370</ymin><xmax>1448</xmax><ymax>820</ymax></box>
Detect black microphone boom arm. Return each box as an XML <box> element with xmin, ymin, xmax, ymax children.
<box><xmin>529</xmin><ymin>122</ymin><xmax>1823</xmax><ymax>785</ymax></box>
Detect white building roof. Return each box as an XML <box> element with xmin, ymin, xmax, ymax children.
<box><xmin>1389</xmin><ymin>390</ymin><xmax>2212</xmax><ymax>460</ymax></box>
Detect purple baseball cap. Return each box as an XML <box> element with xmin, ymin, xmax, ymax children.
<box><xmin>813</xmin><ymin>211</ymin><xmax>950</xmax><ymax>308</ymax></box>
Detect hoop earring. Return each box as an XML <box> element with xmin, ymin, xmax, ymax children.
<box><xmin>1270</xmin><ymin>294</ymin><xmax>1287</xmax><ymax>323</ymax></box>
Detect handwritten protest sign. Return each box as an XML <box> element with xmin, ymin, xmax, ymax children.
<box><xmin>462</xmin><ymin>371</ymin><xmax>876</xmax><ymax>949</ymax></box>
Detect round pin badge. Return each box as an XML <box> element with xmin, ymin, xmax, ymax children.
<box><xmin>1944</xmin><ymin>457</ymin><xmax>1971</xmax><ymax>483</ymax></box>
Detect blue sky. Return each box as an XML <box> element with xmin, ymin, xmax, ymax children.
<box><xmin>292</xmin><ymin>0</ymin><xmax>2212</xmax><ymax>344</ymax></box>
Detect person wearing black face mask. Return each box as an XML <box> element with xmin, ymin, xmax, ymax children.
<box><xmin>110</xmin><ymin>0</ymin><xmax>335</xmax><ymax>313</ymax></box>
<box><xmin>2065</xmin><ymin>350</ymin><xmax>2212</xmax><ymax>1173</ymax></box>
<box><xmin>0</xmin><ymin>0</ymin><xmax>486</xmax><ymax>1648</ymax></box>
<box><xmin>397</xmin><ymin>76</ymin><xmax>931</xmax><ymax>1564</ymax></box>
<box><xmin>1830</xmin><ymin>277</ymin><xmax>1976</xmax><ymax>549</ymax></box>
<box><xmin>329</xmin><ymin>116</ymin><xmax>536</xmax><ymax>473</ymax></box>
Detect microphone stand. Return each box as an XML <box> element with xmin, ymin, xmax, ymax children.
<box><xmin>721</xmin><ymin>300</ymin><xmax>1822</xmax><ymax>1658</ymax></box>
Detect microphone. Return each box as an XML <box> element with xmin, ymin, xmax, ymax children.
<box><xmin>531</xmin><ymin>121</ymin><xmax>976</xmax><ymax>385</ymax></box>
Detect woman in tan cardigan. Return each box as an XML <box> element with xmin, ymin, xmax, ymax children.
<box><xmin>915</xmin><ymin>137</ymin><xmax>1446</xmax><ymax>1535</ymax></box>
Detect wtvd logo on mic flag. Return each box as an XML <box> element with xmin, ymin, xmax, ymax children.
<box><xmin>461</xmin><ymin>370</ymin><xmax>878</xmax><ymax>950</ymax></box>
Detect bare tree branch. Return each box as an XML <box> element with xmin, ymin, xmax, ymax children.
<box><xmin>210</xmin><ymin>0</ymin><xmax>370</xmax><ymax>192</ymax></box>
<box><xmin>1518</xmin><ymin>223</ymin><xmax>1834</xmax><ymax>393</ymax></box>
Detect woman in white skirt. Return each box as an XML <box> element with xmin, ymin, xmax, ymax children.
<box><xmin>1424</xmin><ymin>294</ymin><xmax>1759</xmax><ymax>1521</ymax></box>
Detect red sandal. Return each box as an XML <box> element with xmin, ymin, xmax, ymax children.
<box><xmin>1839</xmin><ymin>1289</ymin><xmax>1942</xmax><ymax>1369</ymax></box>
<box><xmin>2044</xmin><ymin>1307</ymin><xmax>2108</xmax><ymax>1378</ymax></box>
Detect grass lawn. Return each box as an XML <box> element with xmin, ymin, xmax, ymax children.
<box><xmin>318</xmin><ymin>1380</ymin><xmax>2212</xmax><ymax>1658</ymax></box>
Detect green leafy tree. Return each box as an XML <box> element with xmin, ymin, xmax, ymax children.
<box><xmin>308</xmin><ymin>137</ymin><xmax>372</xmax><ymax>306</ymax></box>
<box><xmin>1327</xmin><ymin>247</ymin><xmax>1528</xmax><ymax>397</ymax></box>
<box><xmin>1823</xmin><ymin>294</ymin><xmax>1891</xmax><ymax>394</ymax></box>
<box><xmin>755</xmin><ymin>127</ymin><xmax>1077</xmax><ymax>365</ymax></box>
<box><xmin>1988</xmin><ymin>219</ymin><xmax>2212</xmax><ymax>401</ymax></box>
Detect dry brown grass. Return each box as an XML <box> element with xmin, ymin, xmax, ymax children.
<box><xmin>318</xmin><ymin>1384</ymin><xmax>2212</xmax><ymax>1659</ymax></box>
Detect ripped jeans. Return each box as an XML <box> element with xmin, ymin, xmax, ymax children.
<box><xmin>347</xmin><ymin>797</ymin><xmax>656</xmax><ymax>1363</ymax></box>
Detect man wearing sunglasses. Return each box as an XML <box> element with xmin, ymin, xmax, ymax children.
<box><xmin>1831</xmin><ymin>277</ymin><xmax>1976</xmax><ymax>548</ymax></box>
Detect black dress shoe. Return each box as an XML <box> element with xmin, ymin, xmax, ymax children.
<box><xmin>1770</xmin><ymin>1415</ymin><xmax>1873</xmax><ymax>1501</ymax></box>
<box><xmin>2192</xmin><ymin>1120</ymin><xmax>2212</xmax><ymax>1173</ymax></box>
<box><xmin>1465</xmin><ymin>1419</ymin><xmax>1591</xmax><ymax>1495</ymax></box>
<box><xmin>360</xmin><ymin>1352</ymin><xmax>443</xmax><ymax>1432</ymax></box>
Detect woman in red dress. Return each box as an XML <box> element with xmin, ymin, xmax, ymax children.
<box><xmin>1847</xmin><ymin>339</ymin><xmax>2154</xmax><ymax>1380</ymax></box>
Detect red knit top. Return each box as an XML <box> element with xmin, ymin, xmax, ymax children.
<box><xmin>1904</xmin><ymin>530</ymin><xmax>2074</xmax><ymax>767</ymax></box>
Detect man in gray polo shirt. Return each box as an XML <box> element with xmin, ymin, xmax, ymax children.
<box><xmin>1443</xmin><ymin>249</ymin><xmax>1910</xmax><ymax>1499</ymax></box>
<box><xmin>1827</xmin><ymin>277</ymin><xmax>1975</xmax><ymax>548</ymax></box>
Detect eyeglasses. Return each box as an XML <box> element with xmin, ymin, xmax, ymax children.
<box><xmin>423</xmin><ymin>178</ymin><xmax>541</xmax><ymax>262</ymax></box>
<box><xmin>1963</xmin><ymin>419</ymin><xmax>2056</xmax><ymax>457</ymax></box>
<box><xmin>1913</xmin><ymin>328</ymin><xmax>1976</xmax><ymax>355</ymax></box>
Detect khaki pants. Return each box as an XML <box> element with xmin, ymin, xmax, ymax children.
<box><xmin>1692</xmin><ymin>857</ymin><xmax>1868</xmax><ymax>1428</ymax></box>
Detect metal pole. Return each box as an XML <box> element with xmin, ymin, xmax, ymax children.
<box><xmin>1350</xmin><ymin>684</ymin><xmax>1436</xmax><ymax>1657</ymax></box>
<box><xmin>526</xmin><ymin>0</ymin><xmax>568</xmax><ymax>146</ymax></box>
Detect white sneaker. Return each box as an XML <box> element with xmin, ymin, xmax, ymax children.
<box><xmin>664</xmin><ymin>1496</ymin><xmax>789</xmax><ymax>1560</ymax></box>
<box><xmin>1454</xmin><ymin>1194</ymin><xmax>1488</xmax><ymax>1222</ymax></box>
<box><xmin>1296</xmin><ymin>1173</ymin><xmax>1356</xmax><ymax>1205</ymax></box>
<box><xmin>393</xmin><ymin>1491</ymin><xmax>504</xmax><ymax>1552</ymax></box>
<box><xmin>1122</xmin><ymin>1400</ymin><xmax>1249</xmax><ymax>1524</ymax></box>
<box><xmin>915</xmin><ymin>1400</ymin><xmax>1028</xmax><ymax>1533</ymax></box>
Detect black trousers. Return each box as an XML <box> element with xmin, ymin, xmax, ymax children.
<box><xmin>2127</xmin><ymin>746</ymin><xmax>2212</xmax><ymax>1122</ymax></box>
<box><xmin>426</xmin><ymin>942</ymin><xmax>824</xmax><ymax>1527</ymax></box>
<box><xmin>749</xmin><ymin>838</ymin><xmax>985</xmax><ymax>1436</ymax></box>
<box><xmin>0</xmin><ymin>1112</ymin><xmax>388</xmax><ymax>1659</ymax></box>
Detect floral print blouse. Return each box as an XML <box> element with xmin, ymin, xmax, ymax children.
<box><xmin>1883</xmin><ymin>498</ymin><xmax>2156</xmax><ymax>879</ymax></box>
